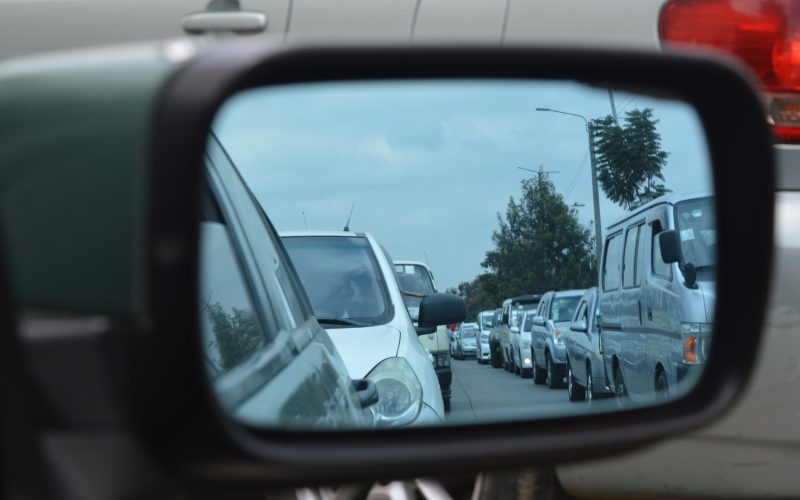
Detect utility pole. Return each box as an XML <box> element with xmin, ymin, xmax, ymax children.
<box><xmin>517</xmin><ymin>165</ymin><xmax>559</xmax><ymax>180</ymax></box>
<box><xmin>587</xmin><ymin>121</ymin><xmax>603</xmax><ymax>271</ymax></box>
<box><xmin>608</xmin><ymin>90</ymin><xmax>619</xmax><ymax>126</ymax></box>
<box><xmin>535</xmin><ymin>107</ymin><xmax>604</xmax><ymax>272</ymax></box>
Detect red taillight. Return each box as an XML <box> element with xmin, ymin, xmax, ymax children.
<box><xmin>660</xmin><ymin>0</ymin><xmax>800</xmax><ymax>142</ymax></box>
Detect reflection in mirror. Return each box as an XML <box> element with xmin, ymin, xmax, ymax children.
<box><xmin>200</xmin><ymin>79</ymin><xmax>715</xmax><ymax>430</ymax></box>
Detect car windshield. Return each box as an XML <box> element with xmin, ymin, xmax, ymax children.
<box><xmin>395</xmin><ymin>264</ymin><xmax>435</xmax><ymax>309</ymax></box>
<box><xmin>550</xmin><ymin>296</ymin><xmax>581</xmax><ymax>323</ymax></box>
<box><xmin>674</xmin><ymin>197</ymin><xmax>716</xmax><ymax>271</ymax></box>
<box><xmin>480</xmin><ymin>313</ymin><xmax>493</xmax><ymax>329</ymax></box>
<box><xmin>461</xmin><ymin>327</ymin><xmax>477</xmax><ymax>339</ymax></box>
<box><xmin>281</xmin><ymin>236</ymin><xmax>391</xmax><ymax>326</ymax></box>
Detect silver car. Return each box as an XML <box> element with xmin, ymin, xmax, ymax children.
<box><xmin>531</xmin><ymin>290</ymin><xmax>585</xmax><ymax>389</ymax></box>
<box><xmin>564</xmin><ymin>287</ymin><xmax>612</xmax><ymax>402</ymax></box>
<box><xmin>454</xmin><ymin>322</ymin><xmax>479</xmax><ymax>359</ymax></box>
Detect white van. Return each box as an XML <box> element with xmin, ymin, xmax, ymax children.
<box><xmin>598</xmin><ymin>193</ymin><xmax>715</xmax><ymax>403</ymax></box>
<box><xmin>394</xmin><ymin>260</ymin><xmax>453</xmax><ymax>411</ymax></box>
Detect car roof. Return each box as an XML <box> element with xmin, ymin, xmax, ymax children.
<box><xmin>394</xmin><ymin>260</ymin><xmax>429</xmax><ymax>269</ymax></box>
<box><xmin>279</xmin><ymin>229</ymin><xmax>364</xmax><ymax>238</ymax></box>
<box><xmin>606</xmin><ymin>191</ymin><xmax>713</xmax><ymax>231</ymax></box>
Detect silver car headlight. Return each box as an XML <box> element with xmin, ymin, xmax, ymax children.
<box><xmin>366</xmin><ymin>357</ymin><xmax>423</xmax><ymax>427</ymax></box>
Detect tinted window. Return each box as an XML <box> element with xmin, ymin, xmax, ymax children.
<box><xmin>573</xmin><ymin>301</ymin><xmax>588</xmax><ymax>323</ymax></box>
<box><xmin>603</xmin><ymin>233</ymin><xmax>624</xmax><ymax>291</ymax></box>
<box><xmin>480</xmin><ymin>313</ymin><xmax>494</xmax><ymax>329</ymax></box>
<box><xmin>635</xmin><ymin>223</ymin><xmax>646</xmax><ymax>285</ymax></box>
<box><xmin>199</xmin><ymin>222</ymin><xmax>268</xmax><ymax>377</ymax></box>
<box><xmin>652</xmin><ymin>224</ymin><xmax>672</xmax><ymax>279</ymax></box>
<box><xmin>623</xmin><ymin>225</ymin><xmax>642</xmax><ymax>288</ymax></box>
<box><xmin>282</xmin><ymin>236</ymin><xmax>391</xmax><ymax>326</ymax></box>
<box><xmin>550</xmin><ymin>296</ymin><xmax>581</xmax><ymax>323</ymax></box>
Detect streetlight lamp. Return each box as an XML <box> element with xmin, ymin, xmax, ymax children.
<box><xmin>536</xmin><ymin>107</ymin><xmax>603</xmax><ymax>268</ymax></box>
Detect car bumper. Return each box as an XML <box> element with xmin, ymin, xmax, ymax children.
<box><xmin>478</xmin><ymin>342</ymin><xmax>490</xmax><ymax>359</ymax></box>
<box><xmin>676</xmin><ymin>362</ymin><xmax>703</xmax><ymax>386</ymax></box>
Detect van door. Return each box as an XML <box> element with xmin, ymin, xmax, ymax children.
<box><xmin>599</xmin><ymin>231</ymin><xmax>623</xmax><ymax>388</ymax></box>
<box><xmin>620</xmin><ymin>221</ymin><xmax>649</xmax><ymax>395</ymax></box>
<box><xmin>642</xmin><ymin>212</ymin><xmax>681</xmax><ymax>397</ymax></box>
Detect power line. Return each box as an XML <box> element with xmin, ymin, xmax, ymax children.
<box><xmin>564</xmin><ymin>151</ymin><xmax>589</xmax><ymax>200</ymax></box>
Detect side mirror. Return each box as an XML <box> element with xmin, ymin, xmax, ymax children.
<box><xmin>570</xmin><ymin>320</ymin><xmax>588</xmax><ymax>333</ymax></box>
<box><xmin>532</xmin><ymin>316</ymin><xmax>546</xmax><ymax>327</ymax></box>
<box><xmin>659</xmin><ymin>230</ymin><xmax>683</xmax><ymax>264</ymax></box>
<box><xmin>417</xmin><ymin>293</ymin><xmax>466</xmax><ymax>336</ymax></box>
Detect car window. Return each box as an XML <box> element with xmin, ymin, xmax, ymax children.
<box><xmin>199</xmin><ymin>221</ymin><xmax>268</xmax><ymax>378</ymax></box>
<box><xmin>282</xmin><ymin>236</ymin><xmax>392</xmax><ymax>326</ymax></box>
<box><xmin>623</xmin><ymin>224</ymin><xmax>642</xmax><ymax>288</ymax></box>
<box><xmin>572</xmin><ymin>301</ymin><xmax>587</xmax><ymax>324</ymax></box>
<box><xmin>603</xmin><ymin>232</ymin><xmax>624</xmax><ymax>291</ymax></box>
<box><xmin>651</xmin><ymin>222</ymin><xmax>672</xmax><ymax>280</ymax></box>
<box><xmin>206</xmin><ymin>134</ymin><xmax>307</xmax><ymax>330</ymax></box>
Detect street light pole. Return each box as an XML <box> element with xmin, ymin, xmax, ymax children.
<box><xmin>536</xmin><ymin>107</ymin><xmax>603</xmax><ymax>269</ymax></box>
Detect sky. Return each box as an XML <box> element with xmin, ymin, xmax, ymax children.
<box><xmin>214</xmin><ymin>80</ymin><xmax>711</xmax><ymax>292</ymax></box>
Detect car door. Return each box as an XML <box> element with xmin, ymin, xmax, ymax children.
<box><xmin>203</xmin><ymin>132</ymin><xmax>368</xmax><ymax>429</ymax></box>
<box><xmin>533</xmin><ymin>293</ymin><xmax>551</xmax><ymax>366</ymax></box>
<box><xmin>620</xmin><ymin>220</ymin><xmax>649</xmax><ymax>395</ymax></box>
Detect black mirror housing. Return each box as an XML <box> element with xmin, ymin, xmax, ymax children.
<box><xmin>418</xmin><ymin>293</ymin><xmax>466</xmax><ymax>329</ymax></box>
<box><xmin>659</xmin><ymin>229</ymin><xmax>683</xmax><ymax>264</ymax></box>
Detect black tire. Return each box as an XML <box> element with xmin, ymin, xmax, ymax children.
<box><xmin>533</xmin><ymin>350</ymin><xmax>546</xmax><ymax>384</ymax></box>
<box><xmin>655</xmin><ymin>369</ymin><xmax>669</xmax><ymax>400</ymax></box>
<box><xmin>444</xmin><ymin>396</ymin><xmax>451</xmax><ymax>412</ymax></box>
<box><xmin>546</xmin><ymin>353</ymin><xmax>562</xmax><ymax>389</ymax></box>
<box><xmin>567</xmin><ymin>359</ymin><xmax>585</xmax><ymax>401</ymax></box>
<box><xmin>491</xmin><ymin>346</ymin><xmax>502</xmax><ymax>368</ymax></box>
<box><xmin>614</xmin><ymin>366</ymin><xmax>628</xmax><ymax>406</ymax></box>
<box><xmin>515</xmin><ymin>351</ymin><xmax>523</xmax><ymax>376</ymax></box>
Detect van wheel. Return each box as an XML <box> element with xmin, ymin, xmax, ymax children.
<box><xmin>614</xmin><ymin>367</ymin><xmax>628</xmax><ymax>406</ymax></box>
<box><xmin>567</xmin><ymin>360</ymin><xmax>585</xmax><ymax>401</ymax></box>
<box><xmin>546</xmin><ymin>353</ymin><xmax>562</xmax><ymax>389</ymax></box>
<box><xmin>443</xmin><ymin>397</ymin><xmax>451</xmax><ymax>412</ymax></box>
<box><xmin>655</xmin><ymin>370</ymin><xmax>669</xmax><ymax>400</ymax></box>
<box><xmin>533</xmin><ymin>351</ymin><xmax>546</xmax><ymax>384</ymax></box>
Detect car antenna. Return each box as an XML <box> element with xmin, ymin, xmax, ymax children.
<box><xmin>424</xmin><ymin>250</ymin><xmax>433</xmax><ymax>270</ymax></box>
<box><xmin>302</xmin><ymin>211</ymin><xmax>308</xmax><ymax>230</ymax></box>
<box><xmin>343</xmin><ymin>202</ymin><xmax>355</xmax><ymax>231</ymax></box>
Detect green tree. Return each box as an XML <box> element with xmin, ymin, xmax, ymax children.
<box><xmin>481</xmin><ymin>174</ymin><xmax>596</xmax><ymax>298</ymax></box>
<box><xmin>592</xmin><ymin>108</ymin><xmax>670</xmax><ymax>210</ymax></box>
<box><xmin>452</xmin><ymin>272</ymin><xmax>503</xmax><ymax>321</ymax></box>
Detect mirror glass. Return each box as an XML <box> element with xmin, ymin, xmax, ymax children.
<box><xmin>200</xmin><ymin>79</ymin><xmax>715</xmax><ymax>430</ymax></box>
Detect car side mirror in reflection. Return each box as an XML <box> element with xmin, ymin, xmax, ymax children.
<box><xmin>659</xmin><ymin>229</ymin><xmax>683</xmax><ymax>264</ymax></box>
<box><xmin>533</xmin><ymin>316</ymin><xmax>546</xmax><ymax>327</ymax></box>
<box><xmin>570</xmin><ymin>320</ymin><xmax>588</xmax><ymax>333</ymax></box>
<box><xmin>417</xmin><ymin>293</ymin><xmax>466</xmax><ymax>335</ymax></box>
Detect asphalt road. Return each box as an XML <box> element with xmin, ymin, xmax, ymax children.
<box><xmin>445</xmin><ymin>356</ymin><xmax>583</xmax><ymax>424</ymax></box>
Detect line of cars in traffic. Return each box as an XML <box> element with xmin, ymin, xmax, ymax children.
<box><xmin>455</xmin><ymin>192</ymin><xmax>715</xmax><ymax>405</ymax></box>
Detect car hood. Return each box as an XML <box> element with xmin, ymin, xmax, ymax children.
<box><xmin>325</xmin><ymin>324</ymin><xmax>402</xmax><ymax>378</ymax></box>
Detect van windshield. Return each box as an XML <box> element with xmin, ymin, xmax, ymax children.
<box><xmin>394</xmin><ymin>263</ymin><xmax>436</xmax><ymax>310</ymax></box>
<box><xmin>674</xmin><ymin>197</ymin><xmax>716</xmax><ymax>271</ymax></box>
<box><xmin>480</xmin><ymin>313</ymin><xmax>494</xmax><ymax>329</ymax></box>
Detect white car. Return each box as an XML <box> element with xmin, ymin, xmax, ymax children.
<box><xmin>510</xmin><ymin>310</ymin><xmax>536</xmax><ymax>378</ymax></box>
<box><xmin>476</xmin><ymin>310</ymin><xmax>495</xmax><ymax>364</ymax></box>
<box><xmin>279</xmin><ymin>230</ymin><xmax>446</xmax><ymax>427</ymax></box>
